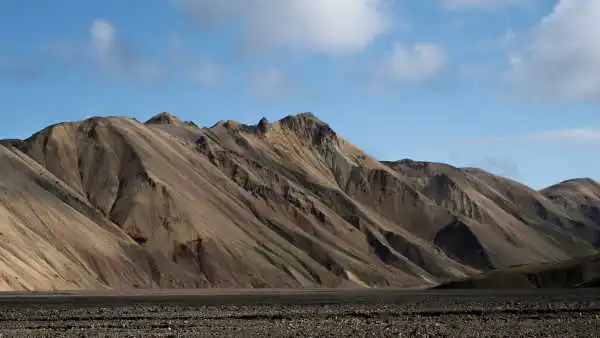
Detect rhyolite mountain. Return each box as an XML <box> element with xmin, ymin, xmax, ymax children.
<box><xmin>0</xmin><ymin>112</ymin><xmax>598</xmax><ymax>291</ymax></box>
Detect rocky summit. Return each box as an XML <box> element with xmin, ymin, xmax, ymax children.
<box><xmin>0</xmin><ymin>112</ymin><xmax>599</xmax><ymax>291</ymax></box>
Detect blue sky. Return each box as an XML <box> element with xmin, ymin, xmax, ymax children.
<box><xmin>1</xmin><ymin>0</ymin><xmax>599</xmax><ymax>189</ymax></box>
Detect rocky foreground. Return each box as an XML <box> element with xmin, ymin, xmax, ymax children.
<box><xmin>0</xmin><ymin>289</ymin><xmax>598</xmax><ymax>337</ymax></box>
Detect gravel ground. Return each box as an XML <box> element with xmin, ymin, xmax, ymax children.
<box><xmin>0</xmin><ymin>290</ymin><xmax>598</xmax><ymax>337</ymax></box>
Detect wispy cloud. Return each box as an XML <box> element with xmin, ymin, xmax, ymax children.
<box><xmin>0</xmin><ymin>51</ymin><xmax>45</xmax><ymax>81</ymax></box>
<box><xmin>478</xmin><ymin>29</ymin><xmax>517</xmax><ymax>51</ymax></box>
<box><xmin>248</xmin><ymin>66</ymin><xmax>321</xmax><ymax>101</ymax></box>
<box><xmin>460</xmin><ymin>128</ymin><xmax>600</xmax><ymax>145</ymax></box>
<box><xmin>250</xmin><ymin>67</ymin><xmax>292</xmax><ymax>98</ymax></box>
<box><xmin>0</xmin><ymin>63</ymin><xmax>43</xmax><ymax>80</ymax></box>
<box><xmin>54</xmin><ymin>19</ymin><xmax>164</xmax><ymax>85</ymax></box>
<box><xmin>166</xmin><ymin>35</ymin><xmax>223</xmax><ymax>87</ymax></box>
<box><xmin>443</xmin><ymin>0</ymin><xmax>535</xmax><ymax>11</ymax></box>
<box><xmin>52</xmin><ymin>20</ymin><xmax>225</xmax><ymax>88</ymax></box>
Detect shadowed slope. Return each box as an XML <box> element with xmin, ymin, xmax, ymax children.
<box><xmin>434</xmin><ymin>253</ymin><xmax>600</xmax><ymax>289</ymax></box>
<box><xmin>383</xmin><ymin>160</ymin><xmax>593</xmax><ymax>269</ymax></box>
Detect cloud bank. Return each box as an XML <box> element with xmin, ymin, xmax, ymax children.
<box><xmin>509</xmin><ymin>0</ymin><xmax>600</xmax><ymax>101</ymax></box>
<box><xmin>176</xmin><ymin>0</ymin><xmax>391</xmax><ymax>54</ymax></box>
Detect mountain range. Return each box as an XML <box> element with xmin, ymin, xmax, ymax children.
<box><xmin>0</xmin><ymin>112</ymin><xmax>599</xmax><ymax>291</ymax></box>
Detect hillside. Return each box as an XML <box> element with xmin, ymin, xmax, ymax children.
<box><xmin>0</xmin><ymin>112</ymin><xmax>599</xmax><ymax>291</ymax></box>
<box><xmin>434</xmin><ymin>253</ymin><xmax>600</xmax><ymax>289</ymax></box>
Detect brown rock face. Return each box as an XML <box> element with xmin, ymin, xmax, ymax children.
<box><xmin>257</xmin><ymin>117</ymin><xmax>269</xmax><ymax>134</ymax></box>
<box><xmin>0</xmin><ymin>112</ymin><xmax>598</xmax><ymax>291</ymax></box>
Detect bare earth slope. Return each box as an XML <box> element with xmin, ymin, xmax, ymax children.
<box><xmin>0</xmin><ymin>112</ymin><xmax>598</xmax><ymax>291</ymax></box>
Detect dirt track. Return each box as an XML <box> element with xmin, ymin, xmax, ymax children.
<box><xmin>0</xmin><ymin>289</ymin><xmax>598</xmax><ymax>337</ymax></box>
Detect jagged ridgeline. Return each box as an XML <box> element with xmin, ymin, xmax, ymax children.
<box><xmin>0</xmin><ymin>111</ymin><xmax>599</xmax><ymax>291</ymax></box>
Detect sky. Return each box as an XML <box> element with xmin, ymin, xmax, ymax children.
<box><xmin>1</xmin><ymin>0</ymin><xmax>599</xmax><ymax>189</ymax></box>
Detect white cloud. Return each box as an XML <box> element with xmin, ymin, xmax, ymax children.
<box><xmin>377</xmin><ymin>43</ymin><xmax>446</xmax><ymax>84</ymax></box>
<box><xmin>508</xmin><ymin>0</ymin><xmax>600</xmax><ymax>101</ymax></box>
<box><xmin>460</xmin><ymin>128</ymin><xmax>600</xmax><ymax>145</ymax></box>
<box><xmin>175</xmin><ymin>0</ymin><xmax>391</xmax><ymax>54</ymax></box>
<box><xmin>90</xmin><ymin>19</ymin><xmax>117</xmax><ymax>69</ymax></box>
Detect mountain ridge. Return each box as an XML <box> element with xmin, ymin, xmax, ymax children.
<box><xmin>0</xmin><ymin>111</ymin><xmax>598</xmax><ymax>291</ymax></box>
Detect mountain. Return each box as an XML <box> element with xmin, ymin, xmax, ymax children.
<box><xmin>0</xmin><ymin>112</ymin><xmax>598</xmax><ymax>291</ymax></box>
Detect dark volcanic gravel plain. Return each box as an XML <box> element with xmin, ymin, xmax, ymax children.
<box><xmin>0</xmin><ymin>289</ymin><xmax>598</xmax><ymax>337</ymax></box>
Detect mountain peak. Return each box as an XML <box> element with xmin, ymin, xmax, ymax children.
<box><xmin>145</xmin><ymin>112</ymin><xmax>183</xmax><ymax>125</ymax></box>
<box><xmin>277</xmin><ymin>112</ymin><xmax>339</xmax><ymax>147</ymax></box>
<box><xmin>546</xmin><ymin>177</ymin><xmax>598</xmax><ymax>188</ymax></box>
<box><xmin>295</xmin><ymin>112</ymin><xmax>319</xmax><ymax>119</ymax></box>
<box><xmin>543</xmin><ymin>178</ymin><xmax>600</xmax><ymax>193</ymax></box>
<box><xmin>277</xmin><ymin>112</ymin><xmax>328</xmax><ymax>130</ymax></box>
<box><xmin>211</xmin><ymin>119</ymin><xmax>242</xmax><ymax>129</ymax></box>
<box><xmin>281</xmin><ymin>112</ymin><xmax>321</xmax><ymax>123</ymax></box>
<box><xmin>565</xmin><ymin>177</ymin><xmax>598</xmax><ymax>185</ymax></box>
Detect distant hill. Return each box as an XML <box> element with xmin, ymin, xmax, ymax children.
<box><xmin>0</xmin><ymin>111</ymin><xmax>599</xmax><ymax>291</ymax></box>
<box><xmin>434</xmin><ymin>253</ymin><xmax>600</xmax><ymax>289</ymax></box>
